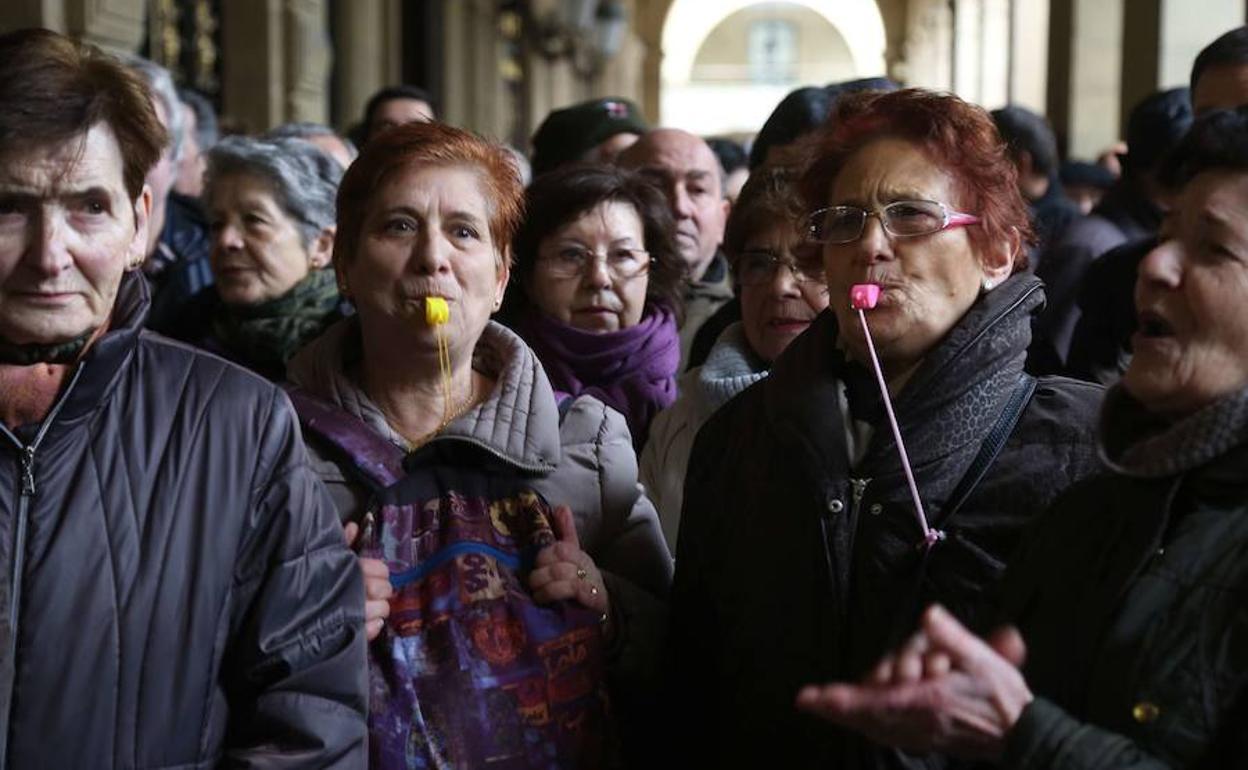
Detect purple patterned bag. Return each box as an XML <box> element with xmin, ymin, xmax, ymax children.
<box><xmin>288</xmin><ymin>389</ymin><xmax>614</xmax><ymax>769</ymax></box>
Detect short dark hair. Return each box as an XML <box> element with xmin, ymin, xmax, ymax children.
<box><xmin>363</xmin><ymin>85</ymin><xmax>433</xmax><ymax>134</ymax></box>
<box><xmin>749</xmin><ymin>77</ymin><xmax>900</xmax><ymax>169</ymax></box>
<box><xmin>1124</xmin><ymin>87</ymin><xmax>1193</xmax><ymax>174</ymax></box>
<box><xmin>1191</xmin><ymin>26</ymin><xmax>1248</xmax><ymax>93</ymax></box>
<box><xmin>512</xmin><ymin>164</ymin><xmax>685</xmax><ymax>321</ymax></box>
<box><xmin>706</xmin><ymin>137</ymin><xmax>748</xmax><ymax>177</ymax></box>
<box><xmin>722</xmin><ymin>166</ymin><xmax>804</xmax><ymax>277</ymax></box>
<box><xmin>1161</xmin><ymin>105</ymin><xmax>1248</xmax><ymax>188</ymax></box>
<box><xmin>0</xmin><ymin>28</ymin><xmax>166</xmax><ymax>200</ymax></box>
<box><xmin>991</xmin><ymin>105</ymin><xmax>1060</xmax><ymax>177</ymax></box>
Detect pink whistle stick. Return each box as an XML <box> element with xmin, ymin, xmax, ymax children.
<box><xmin>849</xmin><ymin>284</ymin><xmax>942</xmax><ymax>548</ymax></box>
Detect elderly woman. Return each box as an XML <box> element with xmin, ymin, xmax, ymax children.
<box><xmin>284</xmin><ymin>122</ymin><xmax>671</xmax><ymax>766</ymax></box>
<box><xmin>190</xmin><ymin>135</ymin><xmax>344</xmax><ymax>379</ymax></box>
<box><xmin>795</xmin><ymin>105</ymin><xmax>1248</xmax><ymax>770</ymax></box>
<box><xmin>640</xmin><ymin>168</ymin><xmax>829</xmax><ymax>548</ymax></box>
<box><xmin>504</xmin><ymin>164</ymin><xmax>685</xmax><ymax>449</ymax></box>
<box><xmin>669</xmin><ymin>89</ymin><xmax>1106</xmax><ymax>768</ymax></box>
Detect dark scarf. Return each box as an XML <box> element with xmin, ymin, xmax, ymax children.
<box><xmin>767</xmin><ymin>272</ymin><xmax>1044</xmax><ymax>481</ymax></box>
<box><xmin>0</xmin><ymin>329</ymin><xmax>96</xmax><ymax>366</ymax></box>
<box><xmin>211</xmin><ymin>269</ymin><xmax>341</xmax><ymax>380</ymax></box>
<box><xmin>1100</xmin><ymin>383</ymin><xmax>1248</xmax><ymax>478</ymax></box>
<box><xmin>517</xmin><ymin>303</ymin><xmax>680</xmax><ymax>448</ymax></box>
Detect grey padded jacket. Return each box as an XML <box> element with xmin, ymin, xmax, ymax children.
<box><xmin>287</xmin><ymin>318</ymin><xmax>673</xmax><ymax>717</ymax></box>
<box><xmin>0</xmin><ymin>273</ymin><xmax>368</xmax><ymax>768</ymax></box>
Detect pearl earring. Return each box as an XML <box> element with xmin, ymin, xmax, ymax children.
<box><xmin>982</xmin><ymin>278</ymin><xmax>995</xmax><ymax>291</ymax></box>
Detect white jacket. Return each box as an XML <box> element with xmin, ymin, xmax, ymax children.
<box><xmin>639</xmin><ymin>322</ymin><xmax>768</xmax><ymax>551</ymax></box>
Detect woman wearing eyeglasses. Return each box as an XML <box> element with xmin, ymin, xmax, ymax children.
<box><xmin>508</xmin><ymin>163</ymin><xmax>686</xmax><ymax>450</ymax></box>
<box><xmin>640</xmin><ymin>167</ymin><xmax>828</xmax><ymax>549</ymax></box>
<box><xmin>668</xmin><ymin>89</ymin><xmax>1105</xmax><ymax>769</ymax></box>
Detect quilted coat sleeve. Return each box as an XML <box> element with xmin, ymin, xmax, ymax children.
<box><xmin>220</xmin><ymin>388</ymin><xmax>368</xmax><ymax>768</ymax></box>
<box><xmin>592</xmin><ymin>403</ymin><xmax>674</xmax><ymax>678</ymax></box>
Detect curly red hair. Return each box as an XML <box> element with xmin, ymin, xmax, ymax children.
<box><xmin>334</xmin><ymin>121</ymin><xmax>524</xmax><ymax>266</ymax></box>
<box><xmin>798</xmin><ymin>88</ymin><xmax>1034</xmax><ymax>271</ymax></box>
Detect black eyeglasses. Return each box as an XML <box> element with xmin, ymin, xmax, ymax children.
<box><xmin>735</xmin><ymin>249</ymin><xmax>826</xmax><ymax>287</ymax></box>
<box><xmin>805</xmin><ymin>200</ymin><xmax>980</xmax><ymax>244</ymax></box>
<box><xmin>538</xmin><ymin>245</ymin><xmax>651</xmax><ymax>280</ymax></box>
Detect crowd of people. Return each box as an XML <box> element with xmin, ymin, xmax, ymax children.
<box><xmin>0</xmin><ymin>20</ymin><xmax>1246</xmax><ymax>770</ymax></box>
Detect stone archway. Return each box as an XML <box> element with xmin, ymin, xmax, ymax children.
<box><xmin>653</xmin><ymin>0</ymin><xmax>887</xmax><ymax>134</ymax></box>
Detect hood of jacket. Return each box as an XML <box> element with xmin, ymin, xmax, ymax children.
<box><xmin>287</xmin><ymin>317</ymin><xmax>563</xmax><ymax>473</ymax></box>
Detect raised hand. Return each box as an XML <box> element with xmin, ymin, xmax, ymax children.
<box><xmin>795</xmin><ymin>605</ymin><xmax>1032</xmax><ymax>761</ymax></box>
<box><xmin>528</xmin><ymin>505</ymin><xmax>610</xmax><ymax>621</ymax></box>
<box><xmin>345</xmin><ymin>521</ymin><xmax>392</xmax><ymax>641</ymax></box>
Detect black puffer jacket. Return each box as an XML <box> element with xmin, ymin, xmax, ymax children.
<box><xmin>0</xmin><ymin>274</ymin><xmax>367</xmax><ymax>768</ymax></box>
<box><xmin>671</xmin><ymin>273</ymin><xmax>1103</xmax><ymax>769</ymax></box>
<box><xmin>998</xmin><ymin>385</ymin><xmax>1248</xmax><ymax>769</ymax></box>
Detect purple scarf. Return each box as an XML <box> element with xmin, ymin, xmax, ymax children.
<box><xmin>518</xmin><ymin>303</ymin><xmax>680</xmax><ymax>448</ymax></box>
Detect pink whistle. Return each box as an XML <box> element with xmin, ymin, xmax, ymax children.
<box><xmin>850</xmin><ymin>283</ymin><xmax>881</xmax><ymax>310</ymax></box>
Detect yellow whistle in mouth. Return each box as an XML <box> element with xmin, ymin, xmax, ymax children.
<box><xmin>425</xmin><ymin>296</ymin><xmax>449</xmax><ymax>326</ymax></box>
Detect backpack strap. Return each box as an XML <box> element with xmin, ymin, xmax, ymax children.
<box><xmin>936</xmin><ymin>373</ymin><xmax>1038</xmax><ymax>526</ymax></box>
<box><xmin>284</xmin><ymin>386</ymin><xmax>406</xmax><ymax>490</ymax></box>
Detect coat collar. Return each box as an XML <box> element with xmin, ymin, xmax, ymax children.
<box><xmin>287</xmin><ymin>317</ymin><xmax>562</xmax><ymax>473</ymax></box>
<box><xmin>763</xmin><ymin>272</ymin><xmax>1045</xmax><ymax>478</ymax></box>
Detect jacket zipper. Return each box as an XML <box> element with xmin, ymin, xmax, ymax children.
<box><xmin>0</xmin><ymin>363</ymin><xmax>85</xmax><ymax>768</ymax></box>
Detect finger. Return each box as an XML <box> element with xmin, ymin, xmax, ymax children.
<box><xmin>923</xmin><ymin>650</ymin><xmax>952</xmax><ymax>678</ymax></box>
<box><xmin>366</xmin><ymin>618</ymin><xmax>384</xmax><ymax>641</ymax></box>
<box><xmin>532</xmin><ymin>581</ymin><xmax>579</xmax><ymax>605</ymax></box>
<box><xmin>986</xmin><ymin>625</ymin><xmax>1027</xmax><ymax>668</ymax></box>
<box><xmin>551</xmin><ymin>505</ymin><xmax>581</xmax><ymax>549</ymax></box>
<box><xmin>363</xmin><ymin>577</ymin><xmax>393</xmax><ymax>601</ymax></box>
<box><xmin>534</xmin><ymin>541</ymin><xmax>588</xmax><ymax>569</ymax></box>
<box><xmin>529</xmin><ymin>562</ymin><xmax>581</xmax><ymax>591</ymax></box>
<box><xmin>365</xmin><ymin>599</ymin><xmax>391</xmax><ymax>623</ymax></box>
<box><xmin>921</xmin><ymin>604</ymin><xmax>998</xmax><ymax>673</ymax></box>
<box><xmin>895</xmin><ymin>633</ymin><xmax>930</xmax><ymax>683</ymax></box>
<box><xmin>344</xmin><ymin>522</ymin><xmax>359</xmax><ymax>547</ymax></box>
<box><xmin>869</xmin><ymin>654</ymin><xmax>896</xmax><ymax>685</ymax></box>
<box><xmin>359</xmin><ymin>557</ymin><xmax>389</xmax><ymax>580</ymax></box>
<box><xmin>574</xmin><ymin>579</ymin><xmax>607</xmax><ymax>613</ymax></box>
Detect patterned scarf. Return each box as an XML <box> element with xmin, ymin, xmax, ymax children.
<box><xmin>211</xmin><ymin>268</ymin><xmax>341</xmax><ymax>379</ymax></box>
<box><xmin>1100</xmin><ymin>383</ymin><xmax>1248</xmax><ymax>478</ymax></box>
<box><xmin>0</xmin><ymin>329</ymin><xmax>96</xmax><ymax>366</ymax></box>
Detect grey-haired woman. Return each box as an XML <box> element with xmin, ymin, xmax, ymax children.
<box><xmin>187</xmin><ymin>135</ymin><xmax>346</xmax><ymax>379</ymax></box>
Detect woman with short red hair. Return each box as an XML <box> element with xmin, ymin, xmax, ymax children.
<box><xmin>285</xmin><ymin>121</ymin><xmax>671</xmax><ymax>767</ymax></box>
<box><xmin>669</xmin><ymin>89</ymin><xmax>1104</xmax><ymax>768</ymax></box>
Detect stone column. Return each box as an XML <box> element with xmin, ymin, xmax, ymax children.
<box><xmin>0</xmin><ymin>0</ymin><xmax>67</xmax><ymax>35</ymax></box>
<box><xmin>283</xmin><ymin>0</ymin><xmax>329</xmax><ymax>123</ymax></box>
<box><xmin>222</xmin><ymin>0</ymin><xmax>284</xmax><ymax>132</ymax></box>
<box><xmin>67</xmin><ymin>0</ymin><xmax>146</xmax><ymax>55</ymax></box>
<box><xmin>1047</xmin><ymin>0</ymin><xmax>1123</xmax><ymax>158</ymax></box>
<box><xmin>442</xmin><ymin>0</ymin><xmax>507</xmax><ymax>137</ymax></box>
<box><xmin>981</xmin><ymin>0</ymin><xmax>1012</xmax><ymax>107</ymax></box>
<box><xmin>1120</xmin><ymin>0</ymin><xmax>1244</xmax><ymax>126</ymax></box>
<box><xmin>1010</xmin><ymin>0</ymin><xmax>1050</xmax><ymax>113</ymax></box>
<box><xmin>900</xmin><ymin>0</ymin><xmax>953</xmax><ymax>91</ymax></box>
<box><xmin>332</xmin><ymin>0</ymin><xmax>401</xmax><ymax>128</ymax></box>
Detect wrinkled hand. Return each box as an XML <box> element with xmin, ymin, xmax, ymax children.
<box><xmin>529</xmin><ymin>505</ymin><xmax>610</xmax><ymax>622</ymax></box>
<box><xmin>795</xmin><ymin>605</ymin><xmax>1033</xmax><ymax>761</ymax></box>
<box><xmin>345</xmin><ymin>522</ymin><xmax>392</xmax><ymax>641</ymax></box>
